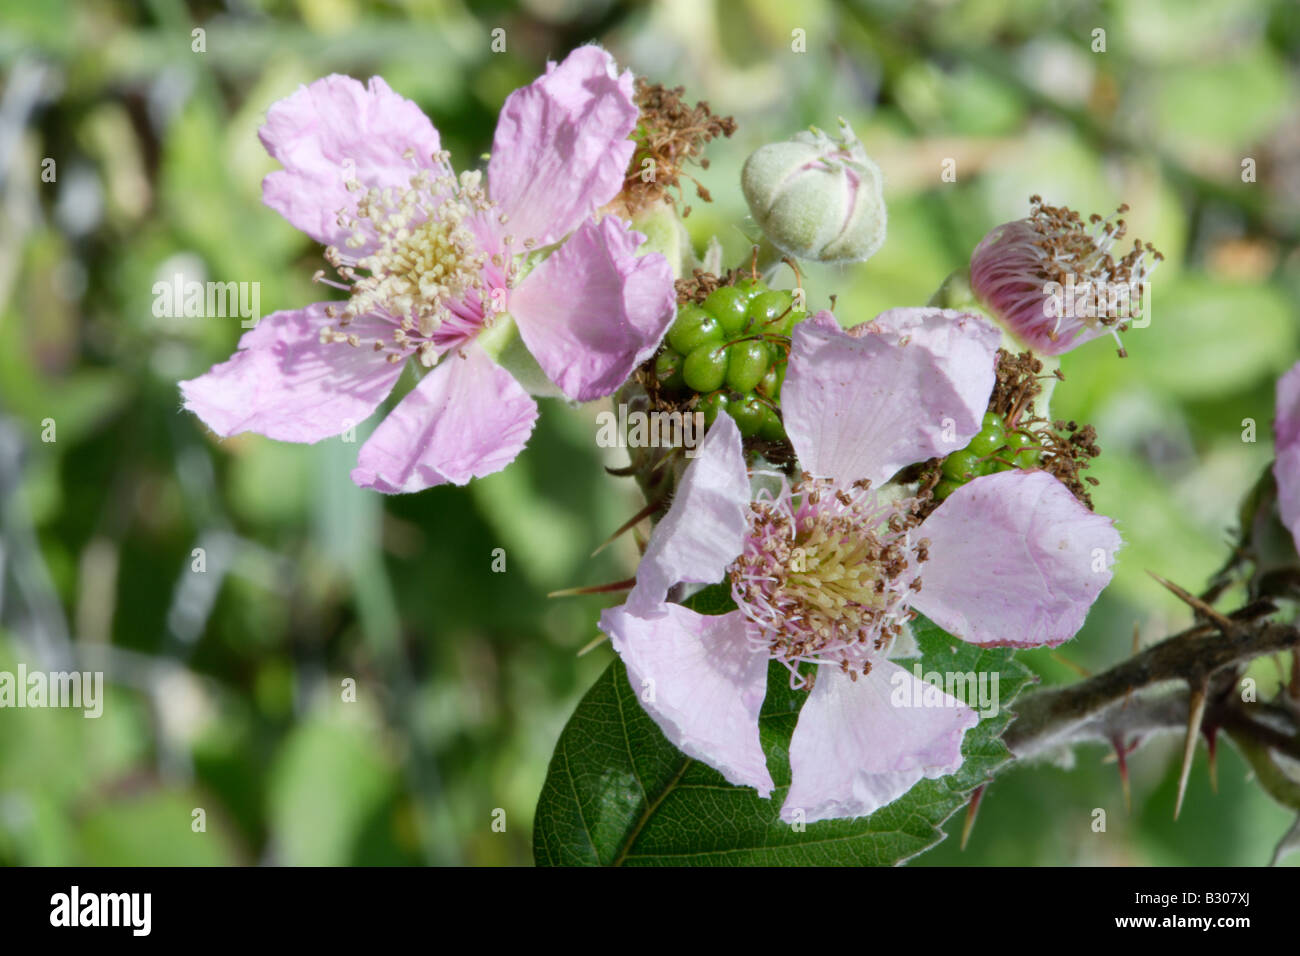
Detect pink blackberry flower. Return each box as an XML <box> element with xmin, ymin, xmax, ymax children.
<box><xmin>600</xmin><ymin>308</ymin><xmax>1121</xmax><ymax>823</ymax></box>
<box><xmin>969</xmin><ymin>196</ymin><xmax>1163</xmax><ymax>356</ymax></box>
<box><xmin>1273</xmin><ymin>361</ymin><xmax>1300</xmax><ymax>550</ymax></box>
<box><xmin>180</xmin><ymin>47</ymin><xmax>675</xmax><ymax>493</ymax></box>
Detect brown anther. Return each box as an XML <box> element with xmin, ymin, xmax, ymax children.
<box><xmin>617</xmin><ymin>79</ymin><xmax>737</xmax><ymax>216</ymax></box>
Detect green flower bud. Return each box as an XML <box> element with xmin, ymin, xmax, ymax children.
<box><xmin>741</xmin><ymin>119</ymin><xmax>886</xmax><ymax>264</ymax></box>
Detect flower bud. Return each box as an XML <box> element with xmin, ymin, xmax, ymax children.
<box><xmin>741</xmin><ymin>120</ymin><xmax>886</xmax><ymax>264</ymax></box>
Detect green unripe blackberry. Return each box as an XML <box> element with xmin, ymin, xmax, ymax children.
<box><xmin>940</xmin><ymin>449</ymin><xmax>983</xmax><ymax>482</ymax></box>
<box><xmin>699</xmin><ymin>391</ymin><xmax>729</xmax><ymax>426</ymax></box>
<box><xmin>758</xmin><ymin>360</ymin><xmax>786</xmax><ymax>399</ymax></box>
<box><xmin>653</xmin><ymin>349</ymin><xmax>685</xmax><ymax>391</ymax></box>
<box><xmin>728</xmin><ymin>393</ymin><xmax>767</xmax><ymax>438</ymax></box>
<box><xmin>1006</xmin><ymin>430</ymin><xmax>1041</xmax><ymax>468</ymax></box>
<box><xmin>745</xmin><ymin>290</ymin><xmax>794</xmax><ymax>334</ymax></box>
<box><xmin>725</xmin><ymin>340</ymin><xmax>769</xmax><ymax>393</ymax></box>
<box><xmin>758</xmin><ymin>405</ymin><xmax>787</xmax><ymax>441</ymax></box>
<box><xmin>703</xmin><ymin>286</ymin><xmax>751</xmax><ymax>336</ymax></box>
<box><xmin>764</xmin><ymin>308</ymin><xmax>804</xmax><ymax>338</ymax></box>
<box><xmin>667</xmin><ymin>304</ymin><xmax>724</xmax><ymax>354</ymax></box>
<box><xmin>682</xmin><ymin>343</ymin><xmax>728</xmax><ymax>392</ymax></box>
<box><xmin>967</xmin><ymin>427</ymin><xmax>1006</xmax><ymax>459</ymax></box>
<box><xmin>933</xmin><ymin>478</ymin><xmax>962</xmax><ymax>501</ymax></box>
<box><xmin>733</xmin><ymin>276</ymin><xmax>766</xmax><ymax>300</ymax></box>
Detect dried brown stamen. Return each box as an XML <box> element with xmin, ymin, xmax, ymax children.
<box><xmin>619</xmin><ymin>79</ymin><xmax>737</xmax><ymax>217</ymax></box>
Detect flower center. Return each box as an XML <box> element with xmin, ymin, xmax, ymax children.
<box><xmin>729</xmin><ymin>475</ymin><xmax>928</xmax><ymax>683</ymax></box>
<box><xmin>316</xmin><ymin>150</ymin><xmax>505</xmax><ymax>368</ymax></box>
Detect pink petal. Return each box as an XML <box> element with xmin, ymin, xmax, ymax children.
<box><xmin>783</xmin><ymin>308</ymin><xmax>1001</xmax><ymax>486</ymax></box>
<box><xmin>260</xmin><ymin>75</ymin><xmax>444</xmax><ymax>250</ymax></box>
<box><xmin>179</xmin><ymin>303</ymin><xmax>403</xmax><ymax>443</ymax></box>
<box><xmin>486</xmin><ymin>46</ymin><xmax>637</xmax><ymax>247</ymax></box>
<box><xmin>351</xmin><ymin>342</ymin><xmax>538</xmax><ymax>492</ymax></box>
<box><xmin>626</xmin><ymin>414</ymin><xmax>751</xmax><ymax>617</ymax></box>
<box><xmin>600</xmin><ymin>603</ymin><xmax>774</xmax><ymax>796</ymax></box>
<box><xmin>782</xmin><ymin>662</ymin><xmax>976</xmax><ymax>824</ymax></box>
<box><xmin>1274</xmin><ymin>361</ymin><xmax>1300</xmax><ymax>548</ymax></box>
<box><xmin>1275</xmin><ymin>445</ymin><xmax>1300</xmax><ymax>553</ymax></box>
<box><xmin>913</xmin><ymin>469</ymin><xmax>1121</xmax><ymax>647</ymax></box>
<box><xmin>510</xmin><ymin>216</ymin><xmax>675</xmax><ymax>402</ymax></box>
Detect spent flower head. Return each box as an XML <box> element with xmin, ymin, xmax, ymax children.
<box><xmin>969</xmin><ymin>195</ymin><xmax>1164</xmax><ymax>357</ymax></box>
<box><xmin>617</xmin><ymin>79</ymin><xmax>736</xmax><ymax>218</ymax></box>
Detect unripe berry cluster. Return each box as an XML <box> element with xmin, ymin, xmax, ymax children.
<box><xmin>653</xmin><ymin>277</ymin><xmax>808</xmax><ymax>440</ymax></box>
<box><xmin>934</xmin><ymin>412</ymin><xmax>1042</xmax><ymax>500</ymax></box>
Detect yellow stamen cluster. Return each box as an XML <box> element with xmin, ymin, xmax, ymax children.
<box><xmin>730</xmin><ymin>475</ymin><xmax>929</xmax><ymax>683</ymax></box>
<box><xmin>317</xmin><ymin>150</ymin><xmax>495</xmax><ymax>368</ymax></box>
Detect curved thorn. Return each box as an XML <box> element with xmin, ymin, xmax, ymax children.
<box><xmin>592</xmin><ymin>498</ymin><xmax>664</xmax><ymax>558</ymax></box>
<box><xmin>1148</xmin><ymin>571</ymin><xmax>1235</xmax><ymax>632</ymax></box>
<box><xmin>547</xmin><ymin>577</ymin><xmax>637</xmax><ymax>599</ymax></box>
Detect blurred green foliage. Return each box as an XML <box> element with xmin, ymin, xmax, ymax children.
<box><xmin>1</xmin><ymin>0</ymin><xmax>1297</xmax><ymax>865</ymax></box>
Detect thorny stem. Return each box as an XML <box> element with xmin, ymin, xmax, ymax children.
<box><xmin>1003</xmin><ymin>608</ymin><xmax>1300</xmax><ymax>765</ymax></box>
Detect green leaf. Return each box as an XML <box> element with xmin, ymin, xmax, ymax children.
<box><xmin>533</xmin><ymin>615</ymin><xmax>1033</xmax><ymax>866</ymax></box>
<box><xmin>681</xmin><ymin>583</ymin><xmax>737</xmax><ymax>616</ymax></box>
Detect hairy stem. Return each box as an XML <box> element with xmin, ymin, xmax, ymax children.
<box><xmin>1003</xmin><ymin>609</ymin><xmax>1300</xmax><ymax>770</ymax></box>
